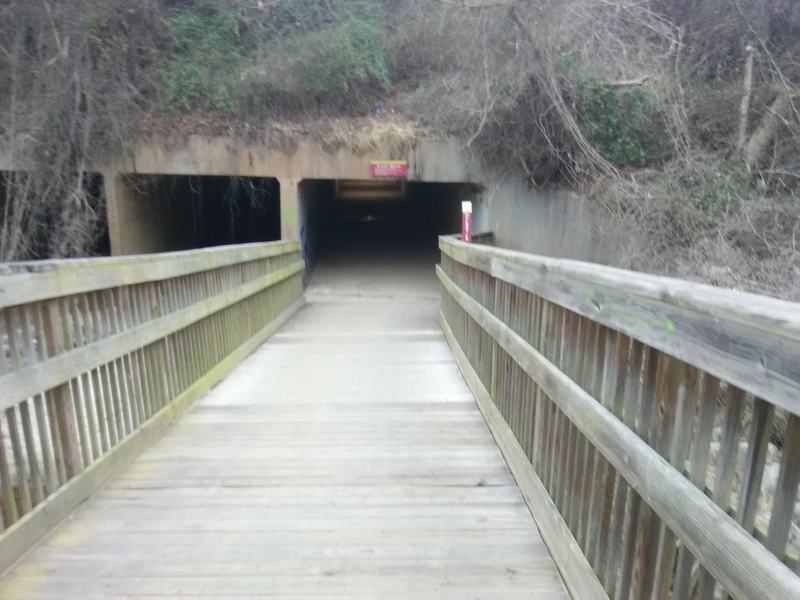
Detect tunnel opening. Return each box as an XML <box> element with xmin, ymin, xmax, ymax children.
<box><xmin>120</xmin><ymin>175</ymin><xmax>281</xmax><ymax>253</ymax></box>
<box><xmin>300</xmin><ymin>179</ymin><xmax>479</xmax><ymax>298</ymax></box>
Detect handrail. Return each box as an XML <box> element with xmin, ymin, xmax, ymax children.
<box><xmin>0</xmin><ymin>241</ymin><xmax>301</xmax><ymax>309</ymax></box>
<box><xmin>439</xmin><ymin>235</ymin><xmax>800</xmax><ymax>599</ymax></box>
<box><xmin>0</xmin><ymin>241</ymin><xmax>305</xmax><ymax>573</ymax></box>
<box><xmin>441</xmin><ymin>236</ymin><xmax>799</xmax><ymax>415</ymax></box>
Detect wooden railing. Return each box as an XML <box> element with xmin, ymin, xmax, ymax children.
<box><xmin>0</xmin><ymin>241</ymin><xmax>304</xmax><ymax>571</ymax></box>
<box><xmin>438</xmin><ymin>235</ymin><xmax>800</xmax><ymax>600</ymax></box>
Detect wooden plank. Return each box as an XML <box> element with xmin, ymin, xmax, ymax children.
<box><xmin>131</xmin><ymin>286</ymin><xmax>157</xmax><ymax>422</ymax></box>
<box><xmin>611</xmin><ymin>340</ymin><xmax>645</xmax><ymax>597</ymax></box>
<box><xmin>0</xmin><ymin>293</ymin><xmax>567</xmax><ymax>598</ymax></box>
<box><xmin>0</xmin><ymin>418</ymin><xmax>18</xmax><ymax>526</ymax></box>
<box><xmin>441</xmin><ymin>311</ymin><xmax>607</xmax><ymax>600</ymax></box>
<box><xmin>42</xmin><ymin>301</ymin><xmax>82</xmax><ymax>481</ymax></box>
<box><xmin>0</xmin><ymin>296</ymin><xmax>304</xmax><ymax>576</ymax></box>
<box><xmin>591</xmin><ymin>332</ymin><xmax>625</xmax><ymax>578</ymax></box>
<box><xmin>0</xmin><ymin>262</ymin><xmax>303</xmax><ymax>411</ymax></box>
<box><xmin>0</xmin><ymin>242</ymin><xmax>301</xmax><ymax>309</ymax></box>
<box><xmin>696</xmin><ymin>385</ymin><xmax>749</xmax><ymax>599</ymax></box>
<box><xmin>766</xmin><ymin>414</ymin><xmax>800</xmax><ymax>560</ymax></box>
<box><xmin>75</xmin><ymin>294</ymin><xmax>106</xmax><ymax>457</ymax></box>
<box><xmin>89</xmin><ymin>292</ymin><xmax>119</xmax><ymax>451</ymax></box>
<box><xmin>438</xmin><ymin>265</ymin><xmax>800</xmax><ymax>599</ymax></box>
<box><xmin>30</xmin><ymin>306</ymin><xmax>65</xmax><ymax>491</ymax></box>
<box><xmin>440</xmin><ymin>237</ymin><xmax>800</xmax><ymax>416</ymax></box>
<box><xmin>62</xmin><ymin>299</ymin><xmax>93</xmax><ymax>468</ymax></box>
<box><xmin>4</xmin><ymin>408</ymin><xmax>32</xmax><ymax>515</ymax></box>
<box><xmin>108</xmin><ymin>289</ymin><xmax>136</xmax><ymax>438</ymax></box>
<box><xmin>3</xmin><ymin>311</ymin><xmax>40</xmax><ymax>510</ymax></box>
<box><xmin>672</xmin><ymin>373</ymin><xmax>720</xmax><ymax>598</ymax></box>
<box><xmin>648</xmin><ymin>357</ymin><xmax>685</xmax><ymax>600</ymax></box>
<box><xmin>12</xmin><ymin>308</ymin><xmax>47</xmax><ymax>505</ymax></box>
<box><xmin>738</xmin><ymin>399</ymin><xmax>775</xmax><ymax>532</ymax></box>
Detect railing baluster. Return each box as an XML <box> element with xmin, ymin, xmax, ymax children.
<box><xmin>766</xmin><ymin>414</ymin><xmax>800</xmax><ymax>560</ymax></box>
<box><xmin>5</xmin><ymin>309</ymin><xmax>40</xmax><ymax>509</ymax></box>
<box><xmin>42</xmin><ymin>300</ymin><xmax>82</xmax><ymax>481</ymax></box>
<box><xmin>738</xmin><ymin>399</ymin><xmax>774</xmax><ymax>533</ymax></box>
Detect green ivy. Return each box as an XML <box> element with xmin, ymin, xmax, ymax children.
<box><xmin>159</xmin><ymin>2</ymin><xmax>245</xmax><ymax>113</ymax></box>
<box><xmin>578</xmin><ymin>83</ymin><xmax>655</xmax><ymax>167</ymax></box>
<box><xmin>238</xmin><ymin>3</ymin><xmax>390</xmax><ymax>111</ymax></box>
<box><xmin>300</xmin><ymin>17</ymin><xmax>389</xmax><ymax>94</ymax></box>
<box><xmin>683</xmin><ymin>161</ymin><xmax>749</xmax><ymax>216</ymax></box>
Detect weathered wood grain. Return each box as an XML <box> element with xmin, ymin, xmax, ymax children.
<box><xmin>441</xmin><ymin>311</ymin><xmax>607</xmax><ymax>599</ymax></box>
<box><xmin>0</xmin><ymin>296</ymin><xmax>568</xmax><ymax>598</ymax></box>
<box><xmin>438</xmin><ymin>264</ymin><xmax>800</xmax><ymax>599</ymax></box>
<box><xmin>441</xmin><ymin>236</ymin><xmax>800</xmax><ymax>416</ymax></box>
<box><xmin>0</xmin><ymin>241</ymin><xmax>301</xmax><ymax>309</ymax></box>
<box><xmin>0</xmin><ymin>262</ymin><xmax>303</xmax><ymax>411</ymax></box>
<box><xmin>0</xmin><ymin>241</ymin><xmax>305</xmax><ymax>577</ymax></box>
<box><xmin>0</xmin><ymin>297</ymin><xmax>303</xmax><ymax>577</ymax></box>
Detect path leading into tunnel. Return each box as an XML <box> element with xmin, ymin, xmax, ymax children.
<box><xmin>0</xmin><ymin>236</ymin><xmax>567</xmax><ymax>598</ymax></box>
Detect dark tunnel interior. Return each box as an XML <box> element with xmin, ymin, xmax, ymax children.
<box><xmin>125</xmin><ymin>175</ymin><xmax>282</xmax><ymax>252</ymax></box>
<box><xmin>300</xmin><ymin>179</ymin><xmax>479</xmax><ymax>298</ymax></box>
<box><xmin>113</xmin><ymin>175</ymin><xmax>478</xmax><ymax>297</ymax></box>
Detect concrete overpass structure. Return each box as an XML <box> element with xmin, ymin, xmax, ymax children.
<box><xmin>2</xmin><ymin>132</ymin><xmax>612</xmax><ymax>266</ymax></box>
<box><xmin>102</xmin><ymin>135</ymin><xmax>480</xmax><ymax>257</ymax></box>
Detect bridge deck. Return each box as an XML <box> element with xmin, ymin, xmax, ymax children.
<box><xmin>0</xmin><ymin>292</ymin><xmax>567</xmax><ymax>598</ymax></box>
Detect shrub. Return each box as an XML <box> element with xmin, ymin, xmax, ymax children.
<box><xmin>239</xmin><ymin>2</ymin><xmax>389</xmax><ymax>115</ymax></box>
<box><xmin>303</xmin><ymin>17</ymin><xmax>389</xmax><ymax>94</ymax></box>
<box><xmin>160</xmin><ymin>2</ymin><xmax>245</xmax><ymax>113</ymax></box>
<box><xmin>685</xmin><ymin>161</ymin><xmax>751</xmax><ymax>216</ymax></box>
<box><xmin>650</xmin><ymin>160</ymin><xmax>751</xmax><ymax>217</ymax></box>
<box><xmin>577</xmin><ymin>82</ymin><xmax>669</xmax><ymax>168</ymax></box>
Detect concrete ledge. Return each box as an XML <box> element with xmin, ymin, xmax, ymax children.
<box><xmin>119</xmin><ymin>136</ymin><xmax>474</xmax><ymax>183</ymax></box>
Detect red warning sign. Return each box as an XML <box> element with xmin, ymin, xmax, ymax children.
<box><xmin>370</xmin><ymin>160</ymin><xmax>409</xmax><ymax>178</ymax></box>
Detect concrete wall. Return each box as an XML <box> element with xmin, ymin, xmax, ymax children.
<box><xmin>2</xmin><ymin>133</ymin><xmax>618</xmax><ymax>264</ymax></box>
<box><xmin>102</xmin><ymin>136</ymin><xmax>477</xmax><ymax>255</ymax></box>
<box><xmin>477</xmin><ymin>175</ymin><xmax>614</xmax><ymax>263</ymax></box>
<box><xmin>105</xmin><ymin>175</ymin><xmax>192</xmax><ymax>256</ymax></box>
<box><xmin>118</xmin><ymin>136</ymin><xmax>472</xmax><ymax>184</ymax></box>
<box><xmin>96</xmin><ymin>136</ymin><xmax>616</xmax><ymax>263</ymax></box>
<box><xmin>298</xmin><ymin>179</ymin><xmax>336</xmax><ymax>266</ymax></box>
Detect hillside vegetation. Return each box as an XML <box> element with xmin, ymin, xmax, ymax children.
<box><xmin>1</xmin><ymin>0</ymin><xmax>799</xmax><ymax>298</ymax></box>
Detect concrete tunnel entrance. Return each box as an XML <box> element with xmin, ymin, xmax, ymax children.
<box><xmin>112</xmin><ymin>175</ymin><xmax>282</xmax><ymax>254</ymax></box>
<box><xmin>299</xmin><ymin>179</ymin><xmax>478</xmax><ymax>298</ymax></box>
<box><xmin>107</xmin><ymin>173</ymin><xmax>479</xmax><ymax>298</ymax></box>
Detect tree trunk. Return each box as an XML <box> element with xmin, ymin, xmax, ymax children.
<box><xmin>736</xmin><ymin>46</ymin><xmax>755</xmax><ymax>155</ymax></box>
<box><xmin>744</xmin><ymin>92</ymin><xmax>795</xmax><ymax>173</ymax></box>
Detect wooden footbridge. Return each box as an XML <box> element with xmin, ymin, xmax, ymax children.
<box><xmin>0</xmin><ymin>237</ymin><xmax>798</xmax><ymax>598</ymax></box>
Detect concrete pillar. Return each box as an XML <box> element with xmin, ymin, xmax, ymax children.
<box><xmin>104</xmin><ymin>172</ymin><xmax>175</xmax><ymax>256</ymax></box>
<box><xmin>279</xmin><ymin>177</ymin><xmax>301</xmax><ymax>242</ymax></box>
<box><xmin>104</xmin><ymin>172</ymin><xmax>132</xmax><ymax>256</ymax></box>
